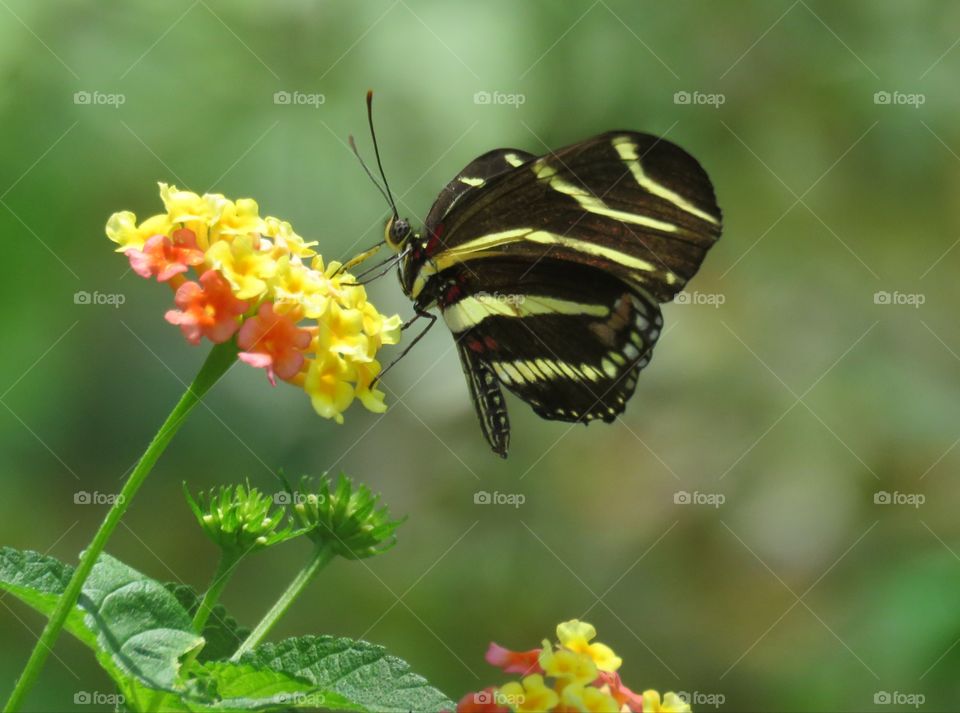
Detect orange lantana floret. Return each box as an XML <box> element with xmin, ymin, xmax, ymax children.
<box><xmin>165</xmin><ymin>269</ymin><xmax>249</xmax><ymax>345</ymax></box>
<box><xmin>237</xmin><ymin>301</ymin><xmax>312</xmax><ymax>386</ymax></box>
<box><xmin>127</xmin><ymin>228</ymin><xmax>205</xmax><ymax>282</ymax></box>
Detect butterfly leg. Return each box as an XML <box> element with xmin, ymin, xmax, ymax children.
<box><xmin>373</xmin><ymin>309</ymin><xmax>437</xmax><ymax>385</ymax></box>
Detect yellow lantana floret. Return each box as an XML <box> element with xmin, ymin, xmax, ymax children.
<box><xmin>264</xmin><ymin>216</ymin><xmax>317</xmax><ymax>258</ymax></box>
<box><xmin>557</xmin><ymin>620</ymin><xmax>622</xmax><ymax>672</ymax></box>
<box><xmin>205</xmin><ymin>234</ymin><xmax>277</xmax><ymax>300</ymax></box>
<box><xmin>211</xmin><ymin>196</ymin><xmax>264</xmax><ymax>242</ymax></box>
<box><xmin>642</xmin><ymin>690</ymin><xmax>691</xmax><ymax>713</ymax></box>
<box><xmin>303</xmin><ymin>353</ymin><xmax>355</xmax><ymax>425</ymax></box>
<box><xmin>497</xmin><ymin>674</ymin><xmax>560</xmax><ymax>713</ymax></box>
<box><xmin>271</xmin><ymin>256</ymin><xmax>332</xmax><ymax>318</ymax></box>
<box><xmin>539</xmin><ymin>641</ymin><xmax>598</xmax><ymax>687</ymax></box>
<box><xmin>105</xmin><ymin>211</ymin><xmax>172</xmax><ymax>252</ymax></box>
<box><xmin>561</xmin><ymin>683</ymin><xmax>621</xmax><ymax>713</ymax></box>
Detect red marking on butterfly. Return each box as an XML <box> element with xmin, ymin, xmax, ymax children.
<box><xmin>425</xmin><ymin>222</ymin><xmax>445</xmax><ymax>255</ymax></box>
<box><xmin>439</xmin><ymin>284</ymin><xmax>463</xmax><ymax>308</ymax></box>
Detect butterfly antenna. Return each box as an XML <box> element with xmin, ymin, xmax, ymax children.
<box><xmin>348</xmin><ymin>134</ymin><xmax>393</xmax><ymax>209</ymax></box>
<box><xmin>366</xmin><ymin>90</ymin><xmax>399</xmax><ymax>220</ymax></box>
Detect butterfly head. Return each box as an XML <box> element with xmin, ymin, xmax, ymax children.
<box><xmin>384</xmin><ymin>215</ymin><xmax>412</xmax><ymax>251</ymax></box>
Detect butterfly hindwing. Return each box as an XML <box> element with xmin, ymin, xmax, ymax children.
<box><xmin>440</xmin><ymin>259</ymin><xmax>662</xmax><ymax>441</ymax></box>
<box><xmin>456</xmin><ymin>339</ymin><xmax>510</xmax><ymax>457</ymax></box>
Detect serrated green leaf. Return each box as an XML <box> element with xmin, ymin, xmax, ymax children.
<box><xmin>0</xmin><ymin>547</ymin><xmax>202</xmax><ymax>692</ymax></box>
<box><xmin>239</xmin><ymin>636</ymin><xmax>454</xmax><ymax>713</ymax></box>
<box><xmin>0</xmin><ymin>550</ymin><xmax>452</xmax><ymax>712</ymax></box>
<box><xmin>0</xmin><ymin>548</ymin><xmax>97</xmax><ymax>648</ymax></box>
<box><xmin>165</xmin><ymin>583</ymin><xmax>250</xmax><ymax>662</ymax></box>
<box><xmin>197</xmin><ymin>661</ymin><xmax>359</xmax><ymax>711</ymax></box>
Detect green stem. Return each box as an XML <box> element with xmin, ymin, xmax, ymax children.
<box><xmin>4</xmin><ymin>340</ymin><xmax>238</xmax><ymax>713</ymax></box>
<box><xmin>192</xmin><ymin>551</ymin><xmax>240</xmax><ymax>633</ymax></box>
<box><xmin>231</xmin><ymin>542</ymin><xmax>334</xmax><ymax>661</ymax></box>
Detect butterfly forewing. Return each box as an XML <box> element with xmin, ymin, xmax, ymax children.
<box><xmin>423</xmin><ymin>148</ymin><xmax>535</xmax><ymax>229</ymax></box>
<box><xmin>409</xmin><ymin>131</ymin><xmax>721</xmax><ymax>303</ymax></box>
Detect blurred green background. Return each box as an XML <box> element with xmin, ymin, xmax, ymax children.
<box><xmin>1</xmin><ymin>1</ymin><xmax>959</xmax><ymax>711</ymax></box>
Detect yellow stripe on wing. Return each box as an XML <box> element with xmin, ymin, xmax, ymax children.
<box><xmin>442</xmin><ymin>293</ymin><xmax>610</xmax><ymax>333</ymax></box>
<box><xmin>411</xmin><ymin>228</ymin><xmax>677</xmax><ymax>298</ymax></box>
<box><xmin>532</xmin><ymin>158</ymin><xmax>680</xmax><ymax>233</ymax></box>
<box><xmin>611</xmin><ymin>135</ymin><xmax>720</xmax><ymax>225</ymax></box>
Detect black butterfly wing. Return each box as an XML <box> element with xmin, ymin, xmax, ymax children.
<box><xmin>456</xmin><ymin>339</ymin><xmax>510</xmax><ymax>457</ymax></box>
<box><xmin>441</xmin><ymin>259</ymin><xmax>662</xmax><ymax>454</ymax></box>
<box><xmin>413</xmin><ymin>130</ymin><xmax>721</xmax><ymax>303</ymax></box>
<box><xmin>424</xmin><ymin>148</ymin><xmax>536</xmax><ymax>228</ymax></box>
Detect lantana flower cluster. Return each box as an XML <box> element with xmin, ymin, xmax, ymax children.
<box><xmin>106</xmin><ymin>184</ymin><xmax>401</xmax><ymax>422</ymax></box>
<box><xmin>456</xmin><ymin>620</ymin><xmax>691</xmax><ymax>713</ymax></box>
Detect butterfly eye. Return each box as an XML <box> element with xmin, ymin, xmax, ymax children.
<box><xmin>387</xmin><ymin>217</ymin><xmax>411</xmax><ymax>247</ymax></box>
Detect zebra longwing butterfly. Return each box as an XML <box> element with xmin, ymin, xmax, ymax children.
<box><xmin>354</xmin><ymin>93</ymin><xmax>722</xmax><ymax>457</ymax></box>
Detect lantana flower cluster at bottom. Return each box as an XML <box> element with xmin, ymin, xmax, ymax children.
<box><xmin>106</xmin><ymin>183</ymin><xmax>402</xmax><ymax>423</ymax></box>
<box><xmin>455</xmin><ymin>620</ymin><xmax>691</xmax><ymax>713</ymax></box>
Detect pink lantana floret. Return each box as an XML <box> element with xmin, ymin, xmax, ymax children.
<box><xmin>164</xmin><ymin>269</ymin><xmax>249</xmax><ymax>345</ymax></box>
<box><xmin>127</xmin><ymin>228</ymin><xmax>204</xmax><ymax>282</ymax></box>
<box><xmin>597</xmin><ymin>671</ymin><xmax>645</xmax><ymax>712</ymax></box>
<box><xmin>485</xmin><ymin>642</ymin><xmax>544</xmax><ymax>676</ymax></box>
<box><xmin>237</xmin><ymin>301</ymin><xmax>312</xmax><ymax>385</ymax></box>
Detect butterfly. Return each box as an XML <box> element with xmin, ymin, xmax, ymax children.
<box><xmin>351</xmin><ymin>92</ymin><xmax>722</xmax><ymax>457</ymax></box>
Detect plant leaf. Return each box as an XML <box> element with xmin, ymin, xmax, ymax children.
<box><xmin>195</xmin><ymin>661</ymin><xmax>359</xmax><ymax>711</ymax></box>
<box><xmin>0</xmin><ymin>547</ymin><xmax>97</xmax><ymax>647</ymax></box>
<box><xmin>239</xmin><ymin>635</ymin><xmax>454</xmax><ymax>712</ymax></box>
<box><xmin>0</xmin><ymin>550</ymin><xmax>452</xmax><ymax>712</ymax></box>
<box><xmin>0</xmin><ymin>547</ymin><xmax>203</xmax><ymax>692</ymax></box>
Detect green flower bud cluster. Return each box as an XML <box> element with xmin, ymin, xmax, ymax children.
<box><xmin>184</xmin><ymin>482</ymin><xmax>295</xmax><ymax>556</ymax></box>
<box><xmin>289</xmin><ymin>474</ymin><xmax>403</xmax><ymax>559</ymax></box>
